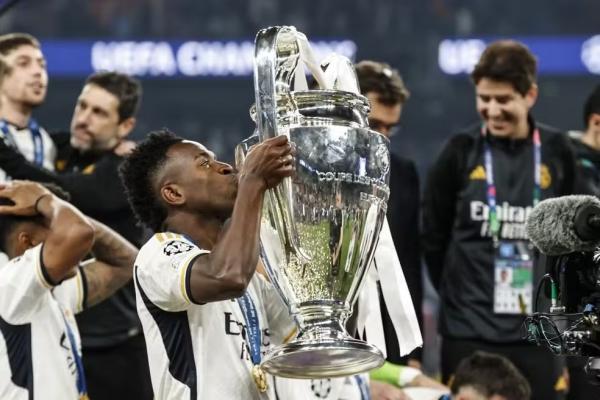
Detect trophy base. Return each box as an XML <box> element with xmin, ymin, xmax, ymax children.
<box><xmin>261</xmin><ymin>337</ymin><xmax>384</xmax><ymax>378</ymax></box>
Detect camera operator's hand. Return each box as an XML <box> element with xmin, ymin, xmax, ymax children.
<box><xmin>0</xmin><ymin>181</ymin><xmax>53</xmax><ymax>217</ymax></box>
<box><xmin>239</xmin><ymin>135</ymin><xmax>295</xmax><ymax>190</ymax></box>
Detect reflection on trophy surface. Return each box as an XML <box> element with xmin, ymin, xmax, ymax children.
<box><xmin>237</xmin><ymin>25</ymin><xmax>391</xmax><ymax>378</ymax></box>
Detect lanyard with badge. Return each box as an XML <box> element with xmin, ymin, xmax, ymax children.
<box><xmin>61</xmin><ymin>313</ymin><xmax>89</xmax><ymax>400</ymax></box>
<box><xmin>237</xmin><ymin>292</ymin><xmax>268</xmax><ymax>393</ymax></box>
<box><xmin>0</xmin><ymin>118</ymin><xmax>45</xmax><ymax>166</ymax></box>
<box><xmin>482</xmin><ymin>124</ymin><xmax>540</xmax><ymax>315</ymax></box>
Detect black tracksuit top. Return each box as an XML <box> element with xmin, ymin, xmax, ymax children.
<box><xmin>422</xmin><ymin>118</ymin><xmax>575</xmax><ymax>342</ymax></box>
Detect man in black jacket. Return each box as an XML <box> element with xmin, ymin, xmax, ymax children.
<box><xmin>0</xmin><ymin>71</ymin><xmax>153</xmax><ymax>399</ymax></box>
<box><xmin>356</xmin><ymin>60</ymin><xmax>422</xmax><ymax>369</ymax></box>
<box><xmin>422</xmin><ymin>40</ymin><xmax>574</xmax><ymax>400</ymax></box>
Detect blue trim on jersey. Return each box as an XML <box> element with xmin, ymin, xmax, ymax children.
<box><xmin>135</xmin><ymin>266</ymin><xmax>198</xmax><ymax>399</ymax></box>
<box><xmin>0</xmin><ymin>316</ymin><xmax>34</xmax><ymax>400</ymax></box>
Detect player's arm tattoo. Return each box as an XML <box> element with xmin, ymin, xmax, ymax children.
<box><xmin>83</xmin><ymin>219</ymin><xmax>137</xmax><ymax>307</ymax></box>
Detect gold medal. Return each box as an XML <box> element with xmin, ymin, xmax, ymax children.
<box><xmin>252</xmin><ymin>365</ymin><xmax>268</xmax><ymax>393</ymax></box>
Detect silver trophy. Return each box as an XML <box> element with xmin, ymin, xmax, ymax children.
<box><xmin>237</xmin><ymin>26</ymin><xmax>390</xmax><ymax>378</ymax></box>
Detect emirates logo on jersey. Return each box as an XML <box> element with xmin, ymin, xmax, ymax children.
<box><xmin>163</xmin><ymin>240</ymin><xmax>194</xmax><ymax>256</ymax></box>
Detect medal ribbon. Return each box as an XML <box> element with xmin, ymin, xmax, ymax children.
<box><xmin>237</xmin><ymin>292</ymin><xmax>262</xmax><ymax>366</ymax></box>
<box><xmin>61</xmin><ymin>313</ymin><xmax>88</xmax><ymax>399</ymax></box>
<box><xmin>354</xmin><ymin>375</ymin><xmax>370</xmax><ymax>400</ymax></box>
<box><xmin>0</xmin><ymin>118</ymin><xmax>45</xmax><ymax>166</ymax></box>
<box><xmin>481</xmin><ymin>124</ymin><xmax>541</xmax><ymax>244</ymax></box>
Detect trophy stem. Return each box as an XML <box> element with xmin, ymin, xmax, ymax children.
<box><xmin>261</xmin><ymin>301</ymin><xmax>384</xmax><ymax>378</ymax></box>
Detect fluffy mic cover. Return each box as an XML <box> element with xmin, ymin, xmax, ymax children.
<box><xmin>526</xmin><ymin>195</ymin><xmax>600</xmax><ymax>255</ymax></box>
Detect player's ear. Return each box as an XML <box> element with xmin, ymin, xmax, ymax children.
<box><xmin>161</xmin><ymin>183</ymin><xmax>185</xmax><ymax>206</ymax></box>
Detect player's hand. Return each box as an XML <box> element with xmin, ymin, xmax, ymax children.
<box><xmin>0</xmin><ymin>181</ymin><xmax>53</xmax><ymax>216</ymax></box>
<box><xmin>370</xmin><ymin>381</ymin><xmax>410</xmax><ymax>400</ymax></box>
<box><xmin>239</xmin><ymin>135</ymin><xmax>295</xmax><ymax>189</ymax></box>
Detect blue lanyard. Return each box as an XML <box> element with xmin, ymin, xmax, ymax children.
<box><xmin>354</xmin><ymin>375</ymin><xmax>370</xmax><ymax>400</ymax></box>
<box><xmin>237</xmin><ymin>292</ymin><xmax>262</xmax><ymax>365</ymax></box>
<box><xmin>439</xmin><ymin>395</ymin><xmax>451</xmax><ymax>400</ymax></box>
<box><xmin>0</xmin><ymin>118</ymin><xmax>44</xmax><ymax>166</ymax></box>
<box><xmin>61</xmin><ymin>313</ymin><xmax>88</xmax><ymax>398</ymax></box>
<box><xmin>481</xmin><ymin>125</ymin><xmax>541</xmax><ymax>244</ymax></box>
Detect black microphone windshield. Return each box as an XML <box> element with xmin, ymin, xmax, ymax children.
<box><xmin>526</xmin><ymin>195</ymin><xmax>600</xmax><ymax>255</ymax></box>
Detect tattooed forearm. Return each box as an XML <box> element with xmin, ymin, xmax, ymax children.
<box><xmin>84</xmin><ymin>261</ymin><xmax>130</xmax><ymax>307</ymax></box>
<box><xmin>89</xmin><ymin>219</ymin><xmax>137</xmax><ymax>269</ymax></box>
<box><xmin>83</xmin><ymin>218</ymin><xmax>138</xmax><ymax>307</ymax></box>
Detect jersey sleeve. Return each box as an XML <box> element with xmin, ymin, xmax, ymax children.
<box><xmin>134</xmin><ymin>234</ymin><xmax>209</xmax><ymax>312</ymax></box>
<box><xmin>52</xmin><ymin>266</ymin><xmax>87</xmax><ymax>315</ymax></box>
<box><xmin>0</xmin><ymin>244</ymin><xmax>53</xmax><ymax>324</ymax></box>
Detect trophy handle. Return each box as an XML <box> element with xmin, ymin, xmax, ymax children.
<box><xmin>253</xmin><ymin>26</ymin><xmax>312</xmax><ymax>264</ymax></box>
<box><xmin>253</xmin><ymin>26</ymin><xmax>300</xmax><ymax>141</ymax></box>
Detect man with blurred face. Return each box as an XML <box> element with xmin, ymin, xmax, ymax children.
<box><xmin>0</xmin><ymin>33</ymin><xmax>55</xmax><ymax>180</ymax></box>
<box><xmin>70</xmin><ymin>78</ymin><xmax>135</xmax><ymax>152</ymax></box>
<box><xmin>0</xmin><ymin>71</ymin><xmax>152</xmax><ymax>399</ymax></box>
<box><xmin>439</xmin><ymin>352</ymin><xmax>531</xmax><ymax>400</ymax></box>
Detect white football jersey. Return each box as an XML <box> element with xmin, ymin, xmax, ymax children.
<box><xmin>134</xmin><ymin>232</ymin><xmax>295</xmax><ymax>400</ymax></box>
<box><xmin>0</xmin><ymin>244</ymin><xmax>86</xmax><ymax>400</ymax></box>
<box><xmin>0</xmin><ymin>121</ymin><xmax>56</xmax><ymax>182</ymax></box>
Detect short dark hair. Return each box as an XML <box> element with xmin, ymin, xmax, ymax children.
<box><xmin>0</xmin><ymin>33</ymin><xmax>40</xmax><ymax>57</ymax></box>
<box><xmin>0</xmin><ymin>183</ymin><xmax>70</xmax><ymax>254</ymax></box>
<box><xmin>583</xmin><ymin>84</ymin><xmax>600</xmax><ymax>129</ymax></box>
<box><xmin>451</xmin><ymin>351</ymin><xmax>531</xmax><ymax>400</ymax></box>
<box><xmin>471</xmin><ymin>40</ymin><xmax>537</xmax><ymax>96</ymax></box>
<box><xmin>0</xmin><ymin>33</ymin><xmax>41</xmax><ymax>80</ymax></box>
<box><xmin>355</xmin><ymin>60</ymin><xmax>410</xmax><ymax>106</ymax></box>
<box><xmin>86</xmin><ymin>71</ymin><xmax>142</xmax><ymax>122</ymax></box>
<box><xmin>119</xmin><ymin>129</ymin><xmax>183</xmax><ymax>232</ymax></box>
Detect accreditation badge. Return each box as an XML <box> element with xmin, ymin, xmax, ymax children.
<box><xmin>493</xmin><ymin>240</ymin><xmax>534</xmax><ymax>315</ymax></box>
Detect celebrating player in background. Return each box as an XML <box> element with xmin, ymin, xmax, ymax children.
<box><xmin>0</xmin><ymin>33</ymin><xmax>55</xmax><ymax>180</ymax></box>
<box><xmin>422</xmin><ymin>40</ymin><xmax>575</xmax><ymax>400</ymax></box>
<box><xmin>0</xmin><ymin>32</ymin><xmax>54</xmax><ymax>267</ymax></box>
<box><xmin>119</xmin><ymin>130</ymin><xmax>295</xmax><ymax>399</ymax></box>
<box><xmin>0</xmin><ymin>71</ymin><xmax>152</xmax><ymax>399</ymax></box>
<box><xmin>0</xmin><ymin>181</ymin><xmax>137</xmax><ymax>399</ymax></box>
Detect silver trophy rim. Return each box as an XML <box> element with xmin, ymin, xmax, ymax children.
<box><xmin>261</xmin><ymin>338</ymin><xmax>384</xmax><ymax>378</ymax></box>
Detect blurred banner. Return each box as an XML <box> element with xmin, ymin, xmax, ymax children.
<box><xmin>42</xmin><ymin>39</ymin><xmax>357</xmax><ymax>78</ymax></box>
<box><xmin>438</xmin><ymin>35</ymin><xmax>600</xmax><ymax>75</ymax></box>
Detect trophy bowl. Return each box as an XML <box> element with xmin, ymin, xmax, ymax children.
<box><xmin>241</xmin><ymin>26</ymin><xmax>390</xmax><ymax>378</ymax></box>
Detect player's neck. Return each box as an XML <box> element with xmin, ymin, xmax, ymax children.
<box><xmin>507</xmin><ymin>119</ymin><xmax>530</xmax><ymax>140</ymax></box>
<box><xmin>164</xmin><ymin>212</ymin><xmax>222</xmax><ymax>250</ymax></box>
<box><xmin>0</xmin><ymin>99</ymin><xmax>32</xmax><ymax>128</ymax></box>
